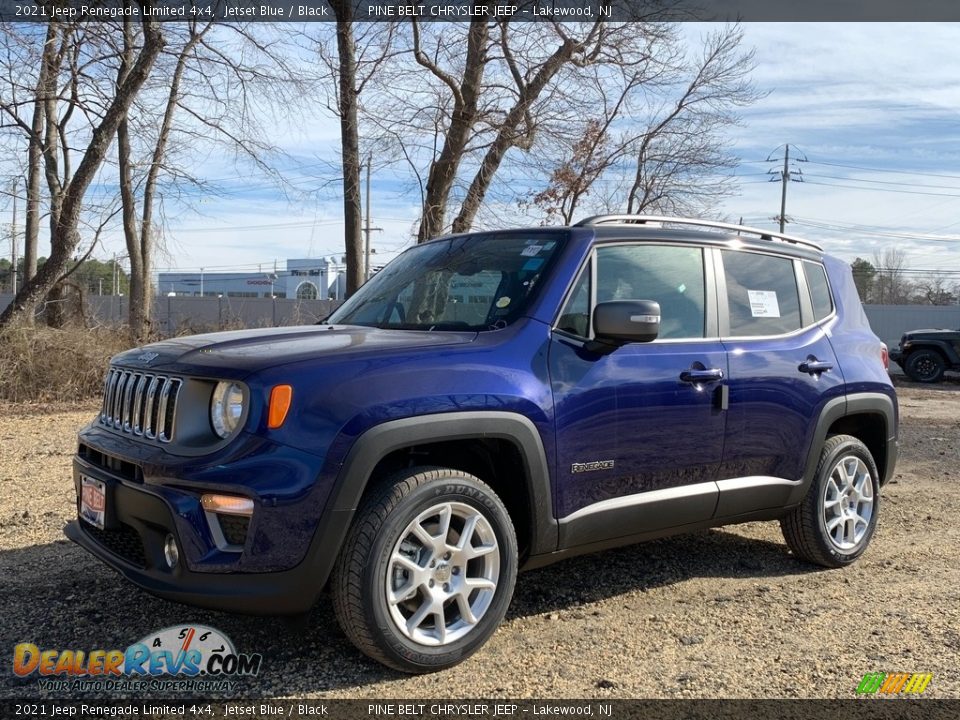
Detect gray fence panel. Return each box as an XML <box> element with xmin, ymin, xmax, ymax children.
<box><xmin>0</xmin><ymin>293</ymin><xmax>339</xmax><ymax>335</ymax></box>
<box><xmin>3</xmin><ymin>293</ymin><xmax>957</xmax><ymax>349</ymax></box>
<box><xmin>863</xmin><ymin>305</ymin><xmax>960</xmax><ymax>349</ymax></box>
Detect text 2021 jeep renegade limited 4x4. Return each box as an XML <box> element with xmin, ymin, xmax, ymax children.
<box><xmin>67</xmin><ymin>216</ymin><xmax>898</xmax><ymax>673</ymax></box>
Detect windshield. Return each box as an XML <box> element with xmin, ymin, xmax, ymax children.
<box><xmin>328</xmin><ymin>232</ymin><xmax>564</xmax><ymax>331</ymax></box>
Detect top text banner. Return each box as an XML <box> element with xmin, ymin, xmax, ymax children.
<box><xmin>1</xmin><ymin>0</ymin><xmax>958</xmax><ymax>22</ymax></box>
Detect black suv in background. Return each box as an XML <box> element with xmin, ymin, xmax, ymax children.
<box><xmin>890</xmin><ymin>328</ymin><xmax>960</xmax><ymax>383</ymax></box>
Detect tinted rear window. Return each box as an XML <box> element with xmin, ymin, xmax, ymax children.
<box><xmin>722</xmin><ymin>251</ymin><xmax>801</xmax><ymax>337</ymax></box>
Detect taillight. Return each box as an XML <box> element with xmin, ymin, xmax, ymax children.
<box><xmin>880</xmin><ymin>344</ymin><xmax>889</xmax><ymax>370</ymax></box>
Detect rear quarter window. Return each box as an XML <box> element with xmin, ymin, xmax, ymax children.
<box><xmin>803</xmin><ymin>261</ymin><xmax>834</xmax><ymax>321</ymax></box>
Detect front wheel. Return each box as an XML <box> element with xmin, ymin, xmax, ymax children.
<box><xmin>780</xmin><ymin>434</ymin><xmax>880</xmax><ymax>568</ymax></box>
<box><xmin>331</xmin><ymin>467</ymin><xmax>518</xmax><ymax>673</ymax></box>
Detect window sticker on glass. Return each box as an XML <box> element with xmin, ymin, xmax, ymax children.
<box><xmin>496</xmin><ymin>296</ymin><xmax>511</xmax><ymax>308</ymax></box>
<box><xmin>747</xmin><ymin>290</ymin><xmax>781</xmax><ymax>318</ymax></box>
<box><xmin>522</xmin><ymin>258</ymin><xmax>544</xmax><ymax>272</ymax></box>
<box><xmin>521</xmin><ymin>245</ymin><xmax>543</xmax><ymax>257</ymax></box>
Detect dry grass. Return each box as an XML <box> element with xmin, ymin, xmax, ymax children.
<box><xmin>0</xmin><ymin>324</ymin><xmax>133</xmax><ymax>403</ymax></box>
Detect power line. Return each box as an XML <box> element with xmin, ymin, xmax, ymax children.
<box><xmin>802</xmin><ymin>179</ymin><xmax>960</xmax><ymax>200</ymax></box>
<box><xmin>791</xmin><ymin>217</ymin><xmax>960</xmax><ymax>243</ymax></box>
<box><xmin>806</xmin><ymin>173</ymin><xmax>960</xmax><ymax>192</ymax></box>
<box><xmin>806</xmin><ymin>159</ymin><xmax>960</xmax><ymax>181</ymax></box>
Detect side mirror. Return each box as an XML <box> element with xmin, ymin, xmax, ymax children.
<box><xmin>593</xmin><ymin>300</ymin><xmax>660</xmax><ymax>344</ymax></box>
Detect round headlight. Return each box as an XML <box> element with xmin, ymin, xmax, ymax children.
<box><xmin>210</xmin><ymin>382</ymin><xmax>245</xmax><ymax>438</ymax></box>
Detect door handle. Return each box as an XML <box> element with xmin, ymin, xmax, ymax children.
<box><xmin>799</xmin><ymin>358</ymin><xmax>834</xmax><ymax>375</ymax></box>
<box><xmin>679</xmin><ymin>368</ymin><xmax>724</xmax><ymax>384</ymax></box>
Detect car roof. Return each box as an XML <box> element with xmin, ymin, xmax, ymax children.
<box><xmin>419</xmin><ymin>216</ymin><xmax>826</xmax><ymax>262</ymax></box>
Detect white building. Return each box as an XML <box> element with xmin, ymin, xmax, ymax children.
<box><xmin>158</xmin><ymin>258</ymin><xmax>345</xmax><ymax>300</ymax></box>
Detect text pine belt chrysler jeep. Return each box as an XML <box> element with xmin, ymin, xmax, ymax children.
<box><xmin>68</xmin><ymin>216</ymin><xmax>898</xmax><ymax>673</ymax></box>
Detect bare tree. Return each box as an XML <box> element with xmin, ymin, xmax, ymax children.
<box><xmin>530</xmin><ymin>63</ymin><xmax>647</xmax><ymax>224</ymax></box>
<box><xmin>318</xmin><ymin>6</ymin><xmax>396</xmax><ymax>295</ymax></box>
<box><xmin>0</xmin><ymin>22</ymin><xmax>56</xmax><ymax>297</ymax></box>
<box><xmin>531</xmin><ymin>25</ymin><xmax>759</xmax><ymax>223</ymax></box>
<box><xmin>0</xmin><ymin>12</ymin><xmax>165</xmax><ymax>329</ymax></box>
<box><xmin>408</xmin><ymin>15</ymin><xmax>490</xmax><ymax>242</ymax></box>
<box><xmin>111</xmin><ymin>22</ymin><xmax>310</xmax><ymax>338</ymax></box>
<box><xmin>913</xmin><ymin>272</ymin><xmax>956</xmax><ymax>306</ymax></box>
<box><xmin>365</xmin><ymin>16</ymin><xmax>753</xmax><ymax>241</ymax></box>
<box><xmin>871</xmin><ymin>248</ymin><xmax>912</xmax><ymax>305</ymax></box>
<box><xmin>23</xmin><ymin>24</ymin><xmax>54</xmax><ymax>284</ymax></box>
<box><xmin>450</xmin><ymin>19</ymin><xmax>617</xmax><ymax>234</ymax></box>
<box><xmin>117</xmin><ymin>17</ymin><xmax>213</xmax><ymax>341</ymax></box>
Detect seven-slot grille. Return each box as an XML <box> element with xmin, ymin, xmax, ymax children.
<box><xmin>100</xmin><ymin>368</ymin><xmax>181</xmax><ymax>442</ymax></box>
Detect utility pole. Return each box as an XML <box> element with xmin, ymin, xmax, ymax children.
<box><xmin>364</xmin><ymin>153</ymin><xmax>371</xmax><ymax>281</ymax></box>
<box><xmin>10</xmin><ymin>178</ymin><xmax>17</xmax><ymax>294</ymax></box>
<box><xmin>779</xmin><ymin>145</ymin><xmax>789</xmax><ymax>233</ymax></box>
<box><xmin>362</xmin><ymin>154</ymin><xmax>382</xmax><ymax>282</ymax></box>
<box><xmin>767</xmin><ymin>144</ymin><xmax>806</xmax><ymax>232</ymax></box>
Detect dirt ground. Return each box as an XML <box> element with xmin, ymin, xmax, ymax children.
<box><xmin>1</xmin><ymin>378</ymin><xmax>958</xmax><ymax>699</ymax></box>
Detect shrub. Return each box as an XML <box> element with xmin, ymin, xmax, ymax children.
<box><xmin>0</xmin><ymin>325</ymin><xmax>132</xmax><ymax>403</ymax></box>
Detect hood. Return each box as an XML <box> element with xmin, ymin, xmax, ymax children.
<box><xmin>903</xmin><ymin>328</ymin><xmax>960</xmax><ymax>339</ymax></box>
<box><xmin>111</xmin><ymin>325</ymin><xmax>478</xmax><ymax>378</ymax></box>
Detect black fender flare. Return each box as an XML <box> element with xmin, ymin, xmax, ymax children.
<box><xmin>327</xmin><ymin>411</ymin><xmax>559</xmax><ymax>557</ymax></box>
<box><xmin>905</xmin><ymin>341</ymin><xmax>959</xmax><ymax>367</ymax></box>
<box><xmin>788</xmin><ymin>392</ymin><xmax>898</xmax><ymax>506</ymax></box>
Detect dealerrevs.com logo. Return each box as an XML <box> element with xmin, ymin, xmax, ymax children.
<box><xmin>12</xmin><ymin>625</ymin><xmax>262</xmax><ymax>692</ymax></box>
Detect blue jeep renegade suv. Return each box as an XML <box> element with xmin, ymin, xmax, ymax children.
<box><xmin>67</xmin><ymin>215</ymin><xmax>898</xmax><ymax>672</ymax></box>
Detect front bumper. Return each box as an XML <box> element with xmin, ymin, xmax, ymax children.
<box><xmin>65</xmin><ymin>510</ymin><xmax>351</xmax><ymax>615</ymax></box>
<box><xmin>67</xmin><ymin>427</ymin><xmax>352</xmax><ymax>615</ymax></box>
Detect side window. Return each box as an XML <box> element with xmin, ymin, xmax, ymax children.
<box><xmin>556</xmin><ymin>261</ymin><xmax>591</xmax><ymax>338</ymax></box>
<box><xmin>722</xmin><ymin>251</ymin><xmax>801</xmax><ymax>336</ymax></box>
<box><xmin>803</xmin><ymin>261</ymin><xmax>834</xmax><ymax>321</ymax></box>
<box><xmin>596</xmin><ymin>245</ymin><xmax>706</xmax><ymax>339</ymax></box>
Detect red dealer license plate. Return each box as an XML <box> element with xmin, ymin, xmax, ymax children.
<box><xmin>79</xmin><ymin>475</ymin><xmax>106</xmax><ymax>530</ymax></box>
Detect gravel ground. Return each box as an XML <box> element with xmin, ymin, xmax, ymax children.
<box><xmin>1</xmin><ymin>378</ymin><xmax>958</xmax><ymax>699</ymax></box>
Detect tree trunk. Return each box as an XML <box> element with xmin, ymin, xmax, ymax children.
<box><xmin>23</xmin><ymin>23</ymin><xmax>54</xmax><ymax>289</ymax></box>
<box><xmin>0</xmin><ymin>12</ymin><xmax>164</xmax><ymax>329</ymax></box>
<box><xmin>451</xmin><ymin>38</ymin><xmax>575</xmax><ymax>234</ymax></box>
<box><xmin>118</xmin><ymin>17</ymin><xmax>146</xmax><ymax>341</ymax></box>
<box><xmin>415</xmin><ymin>19</ymin><xmax>489</xmax><ymax>242</ymax></box>
<box><xmin>330</xmin><ymin>3</ymin><xmax>364</xmax><ymax>297</ymax></box>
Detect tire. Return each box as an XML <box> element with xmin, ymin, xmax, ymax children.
<box><xmin>904</xmin><ymin>349</ymin><xmax>946</xmax><ymax>383</ymax></box>
<box><xmin>331</xmin><ymin>467</ymin><xmax>518</xmax><ymax>673</ymax></box>
<box><xmin>780</xmin><ymin>434</ymin><xmax>880</xmax><ymax>568</ymax></box>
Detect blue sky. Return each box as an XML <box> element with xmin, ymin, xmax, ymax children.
<box><xmin>83</xmin><ymin>23</ymin><xmax>960</xmax><ymax>281</ymax></box>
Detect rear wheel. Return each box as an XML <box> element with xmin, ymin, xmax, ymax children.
<box><xmin>331</xmin><ymin>467</ymin><xmax>518</xmax><ymax>673</ymax></box>
<box><xmin>781</xmin><ymin>434</ymin><xmax>880</xmax><ymax>568</ymax></box>
<box><xmin>904</xmin><ymin>349</ymin><xmax>946</xmax><ymax>383</ymax></box>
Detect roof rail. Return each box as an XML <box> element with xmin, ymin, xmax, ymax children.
<box><xmin>573</xmin><ymin>214</ymin><xmax>823</xmax><ymax>251</ymax></box>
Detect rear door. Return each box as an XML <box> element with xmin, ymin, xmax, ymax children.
<box><xmin>714</xmin><ymin>249</ymin><xmax>846</xmax><ymax>517</ymax></box>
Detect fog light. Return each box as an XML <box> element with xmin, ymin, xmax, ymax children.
<box><xmin>163</xmin><ymin>534</ymin><xmax>179</xmax><ymax>569</ymax></box>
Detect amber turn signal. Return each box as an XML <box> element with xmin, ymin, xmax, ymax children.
<box><xmin>268</xmin><ymin>384</ymin><xmax>293</xmax><ymax>429</ymax></box>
